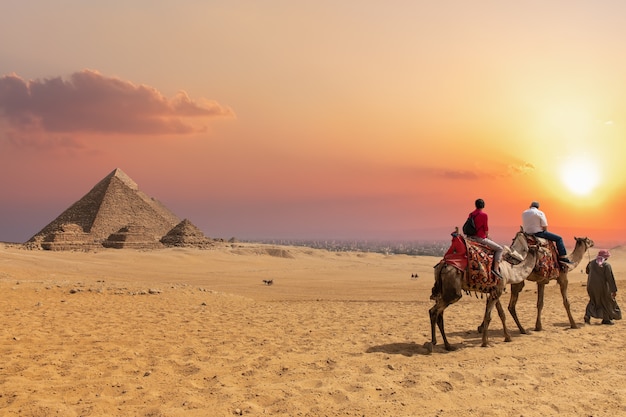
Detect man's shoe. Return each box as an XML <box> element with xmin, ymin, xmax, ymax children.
<box><xmin>601</xmin><ymin>320</ymin><xmax>614</xmax><ymax>325</ymax></box>
<box><xmin>559</xmin><ymin>257</ymin><xmax>574</xmax><ymax>265</ymax></box>
<box><xmin>492</xmin><ymin>269</ymin><xmax>503</xmax><ymax>279</ymax></box>
<box><xmin>584</xmin><ymin>316</ymin><xmax>590</xmax><ymax>324</ymax></box>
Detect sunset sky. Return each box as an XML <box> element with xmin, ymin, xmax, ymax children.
<box><xmin>1</xmin><ymin>1</ymin><xmax>626</xmax><ymax>248</ymax></box>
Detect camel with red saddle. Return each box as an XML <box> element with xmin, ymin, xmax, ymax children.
<box><xmin>427</xmin><ymin>229</ymin><xmax>537</xmax><ymax>352</ymax></box>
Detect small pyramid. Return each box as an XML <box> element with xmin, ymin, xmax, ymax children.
<box><xmin>28</xmin><ymin>168</ymin><xmax>181</xmax><ymax>250</ymax></box>
<box><xmin>161</xmin><ymin>219</ymin><xmax>214</xmax><ymax>248</ymax></box>
<box><xmin>103</xmin><ymin>225</ymin><xmax>165</xmax><ymax>249</ymax></box>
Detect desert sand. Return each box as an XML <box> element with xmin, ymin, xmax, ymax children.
<box><xmin>1</xmin><ymin>242</ymin><xmax>625</xmax><ymax>417</ymax></box>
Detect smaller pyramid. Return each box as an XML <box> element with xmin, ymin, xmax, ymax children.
<box><xmin>161</xmin><ymin>219</ymin><xmax>214</xmax><ymax>248</ymax></box>
<box><xmin>103</xmin><ymin>225</ymin><xmax>165</xmax><ymax>249</ymax></box>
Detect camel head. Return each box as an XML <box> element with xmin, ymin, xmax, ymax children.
<box><xmin>574</xmin><ymin>236</ymin><xmax>594</xmax><ymax>251</ymax></box>
<box><xmin>571</xmin><ymin>236</ymin><xmax>594</xmax><ymax>262</ymax></box>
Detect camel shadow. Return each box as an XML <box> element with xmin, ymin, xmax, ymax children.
<box><xmin>553</xmin><ymin>321</ymin><xmax>581</xmax><ymax>329</ymax></box>
<box><xmin>367</xmin><ymin>327</ymin><xmax>532</xmax><ymax>356</ymax></box>
<box><xmin>423</xmin><ymin>327</ymin><xmax>531</xmax><ymax>353</ymax></box>
<box><xmin>366</xmin><ymin>342</ymin><xmax>432</xmax><ymax>356</ymax></box>
<box><xmin>523</xmin><ymin>321</ymin><xmax>585</xmax><ymax>331</ymax></box>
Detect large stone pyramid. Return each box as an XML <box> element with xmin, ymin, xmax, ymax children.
<box><xmin>27</xmin><ymin>168</ymin><xmax>207</xmax><ymax>250</ymax></box>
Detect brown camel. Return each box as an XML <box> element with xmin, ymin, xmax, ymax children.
<box><xmin>427</xmin><ymin>230</ymin><xmax>537</xmax><ymax>352</ymax></box>
<box><xmin>506</xmin><ymin>234</ymin><xmax>594</xmax><ymax>333</ymax></box>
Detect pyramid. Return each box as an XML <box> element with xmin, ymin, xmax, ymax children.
<box><xmin>160</xmin><ymin>218</ymin><xmax>214</xmax><ymax>248</ymax></box>
<box><xmin>103</xmin><ymin>225</ymin><xmax>166</xmax><ymax>250</ymax></box>
<box><xmin>27</xmin><ymin>168</ymin><xmax>181</xmax><ymax>250</ymax></box>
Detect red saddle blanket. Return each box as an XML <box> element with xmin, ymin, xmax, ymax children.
<box><xmin>525</xmin><ymin>235</ymin><xmax>561</xmax><ymax>280</ymax></box>
<box><xmin>441</xmin><ymin>234</ymin><xmax>499</xmax><ymax>294</ymax></box>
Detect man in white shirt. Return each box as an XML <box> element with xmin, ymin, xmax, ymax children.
<box><xmin>522</xmin><ymin>201</ymin><xmax>572</xmax><ymax>264</ymax></box>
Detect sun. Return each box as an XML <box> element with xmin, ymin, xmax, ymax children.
<box><xmin>559</xmin><ymin>156</ymin><xmax>601</xmax><ymax>196</ymax></box>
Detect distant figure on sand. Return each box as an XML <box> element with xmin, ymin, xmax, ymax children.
<box><xmin>521</xmin><ymin>201</ymin><xmax>572</xmax><ymax>264</ymax></box>
<box><xmin>464</xmin><ymin>198</ymin><xmax>503</xmax><ymax>277</ymax></box>
<box><xmin>584</xmin><ymin>250</ymin><xmax>620</xmax><ymax>325</ymax></box>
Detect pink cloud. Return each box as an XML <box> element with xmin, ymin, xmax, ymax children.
<box><xmin>0</xmin><ymin>70</ymin><xmax>234</xmax><ymax>135</ymax></box>
<box><xmin>416</xmin><ymin>161</ymin><xmax>535</xmax><ymax>181</ymax></box>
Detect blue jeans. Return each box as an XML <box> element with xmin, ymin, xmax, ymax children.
<box><xmin>534</xmin><ymin>231</ymin><xmax>567</xmax><ymax>257</ymax></box>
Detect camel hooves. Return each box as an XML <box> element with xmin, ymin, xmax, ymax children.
<box><xmin>423</xmin><ymin>342</ymin><xmax>433</xmax><ymax>354</ymax></box>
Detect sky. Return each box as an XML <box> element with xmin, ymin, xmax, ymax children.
<box><xmin>1</xmin><ymin>1</ymin><xmax>626</xmax><ymax>248</ymax></box>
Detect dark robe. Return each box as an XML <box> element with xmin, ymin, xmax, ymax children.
<box><xmin>585</xmin><ymin>261</ymin><xmax>620</xmax><ymax>321</ymax></box>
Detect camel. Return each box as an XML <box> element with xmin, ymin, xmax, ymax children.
<box><xmin>506</xmin><ymin>234</ymin><xmax>594</xmax><ymax>333</ymax></box>
<box><xmin>427</xmin><ymin>230</ymin><xmax>538</xmax><ymax>352</ymax></box>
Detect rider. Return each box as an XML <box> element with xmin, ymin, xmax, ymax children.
<box><xmin>465</xmin><ymin>198</ymin><xmax>504</xmax><ymax>278</ymax></box>
<box><xmin>521</xmin><ymin>201</ymin><xmax>573</xmax><ymax>264</ymax></box>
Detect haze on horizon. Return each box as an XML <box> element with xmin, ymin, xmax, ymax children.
<box><xmin>1</xmin><ymin>1</ymin><xmax>626</xmax><ymax>249</ymax></box>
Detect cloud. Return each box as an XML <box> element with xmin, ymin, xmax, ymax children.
<box><xmin>503</xmin><ymin>161</ymin><xmax>535</xmax><ymax>177</ymax></box>
<box><xmin>0</xmin><ymin>70</ymin><xmax>234</xmax><ymax>135</ymax></box>
<box><xmin>440</xmin><ymin>169</ymin><xmax>482</xmax><ymax>180</ymax></box>
<box><xmin>5</xmin><ymin>131</ymin><xmax>84</xmax><ymax>150</ymax></box>
<box><xmin>405</xmin><ymin>160</ymin><xmax>535</xmax><ymax>182</ymax></box>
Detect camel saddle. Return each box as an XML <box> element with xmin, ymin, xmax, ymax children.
<box><xmin>439</xmin><ymin>233</ymin><xmax>500</xmax><ymax>295</ymax></box>
<box><xmin>525</xmin><ymin>234</ymin><xmax>563</xmax><ymax>279</ymax></box>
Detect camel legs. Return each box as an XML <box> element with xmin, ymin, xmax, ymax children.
<box><xmin>534</xmin><ymin>275</ymin><xmax>578</xmax><ymax>331</ymax></box>
<box><xmin>507</xmin><ymin>281</ymin><xmax>528</xmax><ymax>334</ymax></box>
<box><xmin>429</xmin><ymin>302</ymin><xmax>456</xmax><ymax>351</ymax></box>
<box><xmin>495</xmin><ymin>299</ymin><xmax>512</xmax><ymax>343</ymax></box>
<box><xmin>428</xmin><ymin>265</ymin><xmax>462</xmax><ymax>351</ymax></box>
<box><xmin>535</xmin><ymin>282</ymin><xmax>545</xmax><ymax>331</ymax></box>
<box><xmin>479</xmin><ymin>296</ymin><xmax>509</xmax><ymax>347</ymax></box>
<box><xmin>557</xmin><ymin>274</ymin><xmax>578</xmax><ymax>329</ymax></box>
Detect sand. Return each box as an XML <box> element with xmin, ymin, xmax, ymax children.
<box><xmin>1</xmin><ymin>242</ymin><xmax>625</xmax><ymax>417</ymax></box>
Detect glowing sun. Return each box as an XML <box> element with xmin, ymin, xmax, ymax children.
<box><xmin>559</xmin><ymin>156</ymin><xmax>600</xmax><ymax>196</ymax></box>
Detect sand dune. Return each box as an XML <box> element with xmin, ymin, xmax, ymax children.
<box><xmin>1</xmin><ymin>242</ymin><xmax>625</xmax><ymax>416</ymax></box>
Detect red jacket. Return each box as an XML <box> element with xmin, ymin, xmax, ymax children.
<box><xmin>470</xmin><ymin>209</ymin><xmax>489</xmax><ymax>239</ymax></box>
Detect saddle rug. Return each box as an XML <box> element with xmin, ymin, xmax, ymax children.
<box><xmin>441</xmin><ymin>233</ymin><xmax>500</xmax><ymax>296</ymax></box>
<box><xmin>526</xmin><ymin>235</ymin><xmax>562</xmax><ymax>280</ymax></box>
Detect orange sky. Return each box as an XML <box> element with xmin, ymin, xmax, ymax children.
<box><xmin>1</xmin><ymin>1</ymin><xmax>625</xmax><ymax>248</ymax></box>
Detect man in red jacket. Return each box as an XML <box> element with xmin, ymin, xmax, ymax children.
<box><xmin>465</xmin><ymin>198</ymin><xmax>503</xmax><ymax>277</ymax></box>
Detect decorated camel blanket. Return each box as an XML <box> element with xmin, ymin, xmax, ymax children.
<box><xmin>440</xmin><ymin>233</ymin><xmax>499</xmax><ymax>296</ymax></box>
<box><xmin>525</xmin><ymin>235</ymin><xmax>561</xmax><ymax>280</ymax></box>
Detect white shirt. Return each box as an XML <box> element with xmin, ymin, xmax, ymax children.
<box><xmin>522</xmin><ymin>207</ymin><xmax>547</xmax><ymax>234</ymax></box>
